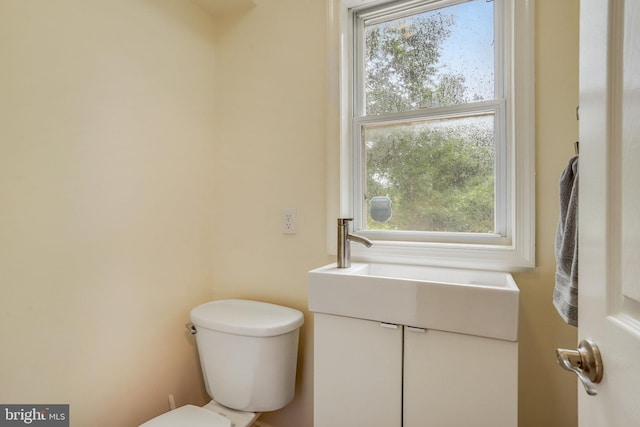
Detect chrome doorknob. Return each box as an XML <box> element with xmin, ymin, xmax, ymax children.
<box><xmin>556</xmin><ymin>338</ymin><xmax>604</xmax><ymax>396</ymax></box>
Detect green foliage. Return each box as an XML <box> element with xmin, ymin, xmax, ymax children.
<box><xmin>365</xmin><ymin>123</ymin><xmax>494</xmax><ymax>233</ymax></box>
<box><xmin>365</xmin><ymin>12</ymin><xmax>467</xmax><ymax>114</ymax></box>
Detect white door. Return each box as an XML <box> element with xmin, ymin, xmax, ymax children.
<box><xmin>575</xmin><ymin>0</ymin><xmax>640</xmax><ymax>425</ymax></box>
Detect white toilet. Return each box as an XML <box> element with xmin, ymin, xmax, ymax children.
<box><xmin>140</xmin><ymin>299</ymin><xmax>304</xmax><ymax>427</ymax></box>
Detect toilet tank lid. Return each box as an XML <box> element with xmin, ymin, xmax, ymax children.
<box><xmin>190</xmin><ymin>299</ymin><xmax>304</xmax><ymax>337</ymax></box>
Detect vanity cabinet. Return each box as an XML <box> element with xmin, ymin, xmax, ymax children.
<box><xmin>314</xmin><ymin>313</ymin><xmax>403</xmax><ymax>427</ymax></box>
<box><xmin>403</xmin><ymin>323</ymin><xmax>517</xmax><ymax>426</ymax></box>
<box><xmin>314</xmin><ymin>313</ymin><xmax>518</xmax><ymax>427</ymax></box>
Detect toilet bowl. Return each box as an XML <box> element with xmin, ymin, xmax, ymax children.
<box><xmin>139</xmin><ymin>401</ymin><xmax>257</xmax><ymax>427</ymax></box>
<box><xmin>140</xmin><ymin>404</ymin><xmax>231</xmax><ymax>427</ymax></box>
<box><xmin>139</xmin><ymin>299</ymin><xmax>304</xmax><ymax>427</ymax></box>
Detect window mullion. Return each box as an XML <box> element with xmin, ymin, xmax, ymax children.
<box><xmin>355</xmin><ymin>99</ymin><xmax>504</xmax><ymax>125</ymax></box>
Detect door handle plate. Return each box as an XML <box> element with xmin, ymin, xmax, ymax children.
<box><xmin>556</xmin><ymin>338</ymin><xmax>603</xmax><ymax>396</ymax></box>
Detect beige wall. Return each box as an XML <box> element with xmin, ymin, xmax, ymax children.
<box><xmin>0</xmin><ymin>1</ymin><xmax>217</xmax><ymax>425</ymax></box>
<box><xmin>0</xmin><ymin>0</ymin><xmax>579</xmax><ymax>426</ymax></box>
<box><xmin>514</xmin><ymin>1</ymin><xmax>580</xmax><ymax>426</ymax></box>
<box><xmin>209</xmin><ymin>1</ymin><xmax>329</xmax><ymax>426</ymax></box>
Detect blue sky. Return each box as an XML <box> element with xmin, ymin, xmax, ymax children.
<box><xmin>436</xmin><ymin>0</ymin><xmax>495</xmax><ymax>101</ymax></box>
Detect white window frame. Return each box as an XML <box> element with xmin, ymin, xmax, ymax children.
<box><xmin>326</xmin><ymin>0</ymin><xmax>535</xmax><ymax>271</ymax></box>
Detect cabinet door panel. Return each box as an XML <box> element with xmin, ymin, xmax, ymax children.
<box><xmin>404</xmin><ymin>328</ymin><xmax>517</xmax><ymax>427</ymax></box>
<box><xmin>314</xmin><ymin>314</ymin><xmax>402</xmax><ymax>427</ymax></box>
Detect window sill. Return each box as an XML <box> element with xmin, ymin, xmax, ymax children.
<box><xmin>345</xmin><ymin>240</ymin><xmax>534</xmax><ymax>272</ymax></box>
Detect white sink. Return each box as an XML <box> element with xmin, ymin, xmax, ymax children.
<box><xmin>308</xmin><ymin>263</ymin><xmax>519</xmax><ymax>341</ymax></box>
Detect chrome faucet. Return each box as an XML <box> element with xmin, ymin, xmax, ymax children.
<box><xmin>337</xmin><ymin>218</ymin><xmax>373</xmax><ymax>268</ymax></box>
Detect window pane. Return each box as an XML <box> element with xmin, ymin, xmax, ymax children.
<box><xmin>363</xmin><ymin>115</ymin><xmax>495</xmax><ymax>233</ymax></box>
<box><xmin>364</xmin><ymin>0</ymin><xmax>494</xmax><ymax>115</ymax></box>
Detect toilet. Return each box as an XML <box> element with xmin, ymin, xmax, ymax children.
<box><xmin>140</xmin><ymin>299</ymin><xmax>304</xmax><ymax>427</ymax></box>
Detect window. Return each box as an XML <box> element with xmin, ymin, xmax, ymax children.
<box><xmin>330</xmin><ymin>0</ymin><xmax>535</xmax><ymax>270</ymax></box>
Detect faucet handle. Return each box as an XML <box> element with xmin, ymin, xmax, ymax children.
<box><xmin>337</xmin><ymin>218</ymin><xmax>353</xmax><ymax>225</ymax></box>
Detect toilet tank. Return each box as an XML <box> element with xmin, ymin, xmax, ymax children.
<box><xmin>190</xmin><ymin>299</ymin><xmax>304</xmax><ymax>412</ymax></box>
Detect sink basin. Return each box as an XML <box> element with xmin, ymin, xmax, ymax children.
<box><xmin>308</xmin><ymin>263</ymin><xmax>519</xmax><ymax>341</ymax></box>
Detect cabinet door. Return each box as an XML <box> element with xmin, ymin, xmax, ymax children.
<box><xmin>403</xmin><ymin>328</ymin><xmax>518</xmax><ymax>427</ymax></box>
<box><xmin>314</xmin><ymin>313</ymin><xmax>402</xmax><ymax>427</ymax></box>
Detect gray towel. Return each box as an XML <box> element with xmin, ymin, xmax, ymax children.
<box><xmin>553</xmin><ymin>156</ymin><xmax>579</xmax><ymax>326</ymax></box>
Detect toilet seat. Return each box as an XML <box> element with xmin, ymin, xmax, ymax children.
<box><xmin>139</xmin><ymin>405</ymin><xmax>231</xmax><ymax>427</ymax></box>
